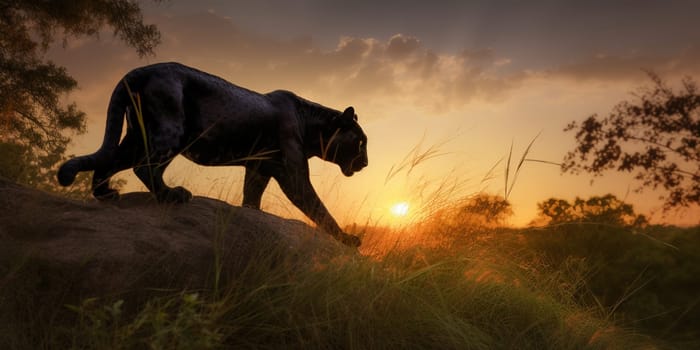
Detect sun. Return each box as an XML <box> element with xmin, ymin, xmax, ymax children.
<box><xmin>390</xmin><ymin>202</ymin><xmax>410</xmax><ymax>217</ymax></box>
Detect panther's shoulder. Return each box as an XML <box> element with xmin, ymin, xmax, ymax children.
<box><xmin>265</xmin><ymin>89</ymin><xmax>297</xmax><ymax>101</ymax></box>
<box><xmin>125</xmin><ymin>62</ymin><xmax>224</xmax><ymax>84</ymax></box>
<box><xmin>267</xmin><ymin>90</ymin><xmax>335</xmax><ymax>116</ymax></box>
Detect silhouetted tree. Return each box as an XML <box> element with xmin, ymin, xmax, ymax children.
<box><xmin>534</xmin><ymin>194</ymin><xmax>647</xmax><ymax>227</ymax></box>
<box><xmin>0</xmin><ymin>0</ymin><xmax>161</xmax><ymax>192</ymax></box>
<box><xmin>563</xmin><ymin>73</ymin><xmax>700</xmax><ymax>209</ymax></box>
<box><xmin>459</xmin><ymin>193</ymin><xmax>513</xmax><ymax>227</ymax></box>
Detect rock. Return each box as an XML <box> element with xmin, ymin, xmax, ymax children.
<box><xmin>0</xmin><ymin>179</ymin><xmax>349</xmax><ymax>299</ymax></box>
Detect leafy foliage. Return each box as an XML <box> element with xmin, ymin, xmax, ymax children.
<box><xmin>563</xmin><ymin>73</ymin><xmax>700</xmax><ymax>209</ymax></box>
<box><xmin>534</xmin><ymin>194</ymin><xmax>647</xmax><ymax>227</ymax></box>
<box><xmin>66</xmin><ymin>294</ymin><xmax>223</xmax><ymax>349</ymax></box>
<box><xmin>0</xmin><ymin>0</ymin><xmax>161</xmax><ymax>190</ymax></box>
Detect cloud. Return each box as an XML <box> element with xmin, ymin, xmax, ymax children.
<box><xmin>548</xmin><ymin>46</ymin><xmax>700</xmax><ymax>82</ymax></box>
<box><xmin>288</xmin><ymin>33</ymin><xmax>523</xmax><ymax>111</ymax></box>
<box><xmin>54</xmin><ymin>10</ymin><xmax>700</xmax><ymax>121</ymax></box>
<box><xmin>47</xmin><ymin>11</ymin><xmax>532</xmax><ymax>120</ymax></box>
<box><xmin>386</xmin><ymin>34</ymin><xmax>421</xmax><ymax>60</ymax></box>
<box><xmin>150</xmin><ymin>13</ymin><xmax>526</xmax><ymax>113</ymax></box>
<box><xmin>47</xmin><ymin>4</ymin><xmax>700</xmax><ymax>117</ymax></box>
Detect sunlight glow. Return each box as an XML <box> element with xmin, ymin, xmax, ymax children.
<box><xmin>391</xmin><ymin>202</ymin><xmax>410</xmax><ymax>217</ymax></box>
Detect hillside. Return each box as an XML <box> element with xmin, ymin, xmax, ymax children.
<box><xmin>0</xmin><ymin>179</ymin><xmax>663</xmax><ymax>349</ymax></box>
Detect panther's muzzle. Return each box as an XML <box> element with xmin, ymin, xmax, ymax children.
<box><xmin>342</xmin><ymin>157</ymin><xmax>368</xmax><ymax>177</ymax></box>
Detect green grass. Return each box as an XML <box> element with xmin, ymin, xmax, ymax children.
<box><xmin>2</xmin><ymin>217</ymin><xmax>670</xmax><ymax>349</ymax></box>
<box><xmin>523</xmin><ymin>224</ymin><xmax>700</xmax><ymax>348</ymax></box>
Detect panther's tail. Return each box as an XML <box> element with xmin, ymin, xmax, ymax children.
<box><xmin>57</xmin><ymin>81</ymin><xmax>131</xmax><ymax>186</ymax></box>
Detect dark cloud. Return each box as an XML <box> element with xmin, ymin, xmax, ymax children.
<box><xmin>49</xmin><ymin>6</ymin><xmax>700</xmax><ymax>121</ymax></box>
<box><xmin>171</xmin><ymin>1</ymin><xmax>700</xmax><ymax>69</ymax></box>
<box><xmin>386</xmin><ymin>34</ymin><xmax>421</xmax><ymax>60</ymax></box>
<box><xmin>143</xmin><ymin>12</ymin><xmax>525</xmax><ymax>111</ymax></box>
<box><xmin>549</xmin><ymin>46</ymin><xmax>700</xmax><ymax>82</ymax></box>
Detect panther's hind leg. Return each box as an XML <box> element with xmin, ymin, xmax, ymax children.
<box><xmin>92</xmin><ymin>133</ymin><xmax>140</xmax><ymax>200</ymax></box>
<box><xmin>242</xmin><ymin>164</ymin><xmax>271</xmax><ymax>209</ymax></box>
<box><xmin>130</xmin><ymin>84</ymin><xmax>192</xmax><ymax>203</ymax></box>
<box><xmin>92</xmin><ymin>171</ymin><xmax>120</xmax><ymax>200</ymax></box>
<box><xmin>133</xmin><ymin>155</ymin><xmax>192</xmax><ymax>203</ymax></box>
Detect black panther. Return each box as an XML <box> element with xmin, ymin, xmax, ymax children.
<box><xmin>58</xmin><ymin>62</ymin><xmax>367</xmax><ymax>246</ymax></box>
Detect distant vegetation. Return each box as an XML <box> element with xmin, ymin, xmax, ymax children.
<box><xmin>523</xmin><ymin>224</ymin><xmax>700</xmax><ymax>347</ymax></box>
<box><xmin>532</xmin><ymin>194</ymin><xmax>648</xmax><ymax>227</ymax></box>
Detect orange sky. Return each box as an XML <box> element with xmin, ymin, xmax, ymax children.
<box><xmin>47</xmin><ymin>1</ymin><xmax>700</xmax><ymax>226</ymax></box>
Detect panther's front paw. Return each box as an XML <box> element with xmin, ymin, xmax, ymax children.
<box><xmin>94</xmin><ymin>188</ymin><xmax>120</xmax><ymax>201</ymax></box>
<box><xmin>337</xmin><ymin>232</ymin><xmax>361</xmax><ymax>247</ymax></box>
<box><xmin>158</xmin><ymin>186</ymin><xmax>193</xmax><ymax>203</ymax></box>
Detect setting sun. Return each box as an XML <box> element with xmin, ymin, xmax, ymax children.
<box><xmin>390</xmin><ymin>202</ymin><xmax>410</xmax><ymax>217</ymax></box>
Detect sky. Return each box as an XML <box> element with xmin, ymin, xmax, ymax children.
<box><xmin>47</xmin><ymin>0</ymin><xmax>700</xmax><ymax>226</ymax></box>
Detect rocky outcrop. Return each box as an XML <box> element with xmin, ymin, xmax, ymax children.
<box><xmin>0</xmin><ymin>179</ymin><xmax>349</xmax><ymax>298</ymax></box>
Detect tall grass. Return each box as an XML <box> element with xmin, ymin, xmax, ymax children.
<box><xmin>1</xmin><ymin>213</ymin><xmax>661</xmax><ymax>349</ymax></box>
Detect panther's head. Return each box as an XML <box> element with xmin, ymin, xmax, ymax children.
<box><xmin>322</xmin><ymin>106</ymin><xmax>368</xmax><ymax>177</ymax></box>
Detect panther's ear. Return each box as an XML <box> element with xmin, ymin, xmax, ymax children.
<box><xmin>332</xmin><ymin>106</ymin><xmax>355</xmax><ymax>126</ymax></box>
<box><xmin>343</xmin><ymin>106</ymin><xmax>355</xmax><ymax>118</ymax></box>
<box><xmin>340</xmin><ymin>106</ymin><xmax>356</xmax><ymax>123</ymax></box>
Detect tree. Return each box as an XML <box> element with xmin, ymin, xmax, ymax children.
<box><xmin>562</xmin><ymin>73</ymin><xmax>700</xmax><ymax>209</ymax></box>
<box><xmin>534</xmin><ymin>194</ymin><xmax>647</xmax><ymax>227</ymax></box>
<box><xmin>0</xmin><ymin>0</ymin><xmax>161</xmax><ymax>192</ymax></box>
<box><xmin>461</xmin><ymin>193</ymin><xmax>513</xmax><ymax>226</ymax></box>
<box><xmin>426</xmin><ymin>193</ymin><xmax>513</xmax><ymax>244</ymax></box>
<box><xmin>441</xmin><ymin>193</ymin><xmax>514</xmax><ymax>229</ymax></box>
